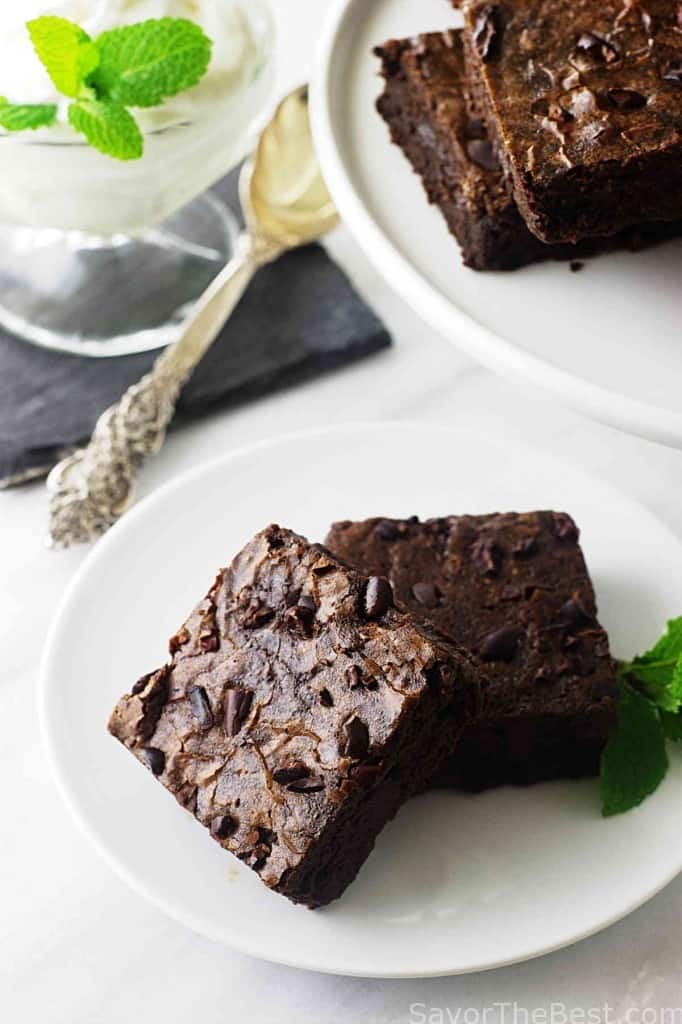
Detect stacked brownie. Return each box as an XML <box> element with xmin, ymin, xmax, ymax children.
<box><xmin>326</xmin><ymin>512</ymin><xmax>617</xmax><ymax>791</ymax></box>
<box><xmin>110</xmin><ymin>525</ymin><xmax>483</xmax><ymax>908</ymax></box>
<box><xmin>375</xmin><ymin>2</ymin><xmax>682</xmax><ymax>270</ymax></box>
<box><xmin>110</xmin><ymin>514</ymin><xmax>617</xmax><ymax>907</ymax></box>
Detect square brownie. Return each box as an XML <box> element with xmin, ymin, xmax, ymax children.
<box><xmin>376</xmin><ymin>31</ymin><xmax>557</xmax><ymax>270</ymax></box>
<box><xmin>462</xmin><ymin>0</ymin><xmax>682</xmax><ymax>243</ymax></box>
<box><xmin>109</xmin><ymin>525</ymin><xmax>482</xmax><ymax>908</ymax></box>
<box><xmin>326</xmin><ymin>512</ymin><xmax>618</xmax><ymax>791</ymax></box>
<box><xmin>375</xmin><ymin>31</ymin><xmax>681</xmax><ymax>270</ymax></box>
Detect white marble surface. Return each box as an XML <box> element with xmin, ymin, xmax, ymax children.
<box><xmin>3</xmin><ymin>0</ymin><xmax>682</xmax><ymax>1018</ymax></box>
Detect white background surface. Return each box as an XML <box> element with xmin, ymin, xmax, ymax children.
<box><xmin>3</xmin><ymin>0</ymin><xmax>682</xmax><ymax>1019</ymax></box>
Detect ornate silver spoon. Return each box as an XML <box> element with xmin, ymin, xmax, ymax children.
<box><xmin>47</xmin><ymin>85</ymin><xmax>339</xmax><ymax>549</ymax></box>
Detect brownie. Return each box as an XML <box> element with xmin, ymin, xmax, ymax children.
<box><xmin>108</xmin><ymin>525</ymin><xmax>482</xmax><ymax>908</ymax></box>
<box><xmin>375</xmin><ymin>30</ymin><xmax>682</xmax><ymax>270</ymax></box>
<box><xmin>326</xmin><ymin>512</ymin><xmax>618</xmax><ymax>791</ymax></box>
<box><xmin>462</xmin><ymin>0</ymin><xmax>682</xmax><ymax>243</ymax></box>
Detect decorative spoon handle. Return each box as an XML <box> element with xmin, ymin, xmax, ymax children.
<box><xmin>46</xmin><ymin>232</ymin><xmax>281</xmax><ymax>549</ymax></box>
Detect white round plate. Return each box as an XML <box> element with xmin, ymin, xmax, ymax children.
<box><xmin>310</xmin><ymin>0</ymin><xmax>682</xmax><ymax>449</ymax></box>
<box><xmin>41</xmin><ymin>424</ymin><xmax>682</xmax><ymax>978</ymax></box>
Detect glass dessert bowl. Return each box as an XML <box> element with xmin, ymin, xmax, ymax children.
<box><xmin>0</xmin><ymin>0</ymin><xmax>275</xmax><ymax>356</ymax></box>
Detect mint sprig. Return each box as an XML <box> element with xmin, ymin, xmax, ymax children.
<box><xmin>600</xmin><ymin>616</ymin><xmax>682</xmax><ymax>816</ymax></box>
<box><xmin>69</xmin><ymin>99</ymin><xmax>143</xmax><ymax>161</ymax></box>
<box><xmin>0</xmin><ymin>97</ymin><xmax>57</xmax><ymax>132</ymax></box>
<box><xmin>626</xmin><ymin>618</ymin><xmax>682</xmax><ymax>712</ymax></box>
<box><xmin>28</xmin><ymin>17</ymin><xmax>99</xmax><ymax>99</ymax></box>
<box><xmin>600</xmin><ymin>680</ymin><xmax>668</xmax><ymax>817</ymax></box>
<box><xmin>93</xmin><ymin>19</ymin><xmax>212</xmax><ymax>108</ymax></box>
<box><xmin>2</xmin><ymin>15</ymin><xmax>213</xmax><ymax>160</ymax></box>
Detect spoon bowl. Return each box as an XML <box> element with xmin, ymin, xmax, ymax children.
<box><xmin>242</xmin><ymin>85</ymin><xmax>340</xmax><ymax>248</ymax></box>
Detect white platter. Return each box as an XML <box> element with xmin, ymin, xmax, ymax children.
<box><xmin>41</xmin><ymin>423</ymin><xmax>682</xmax><ymax>978</ymax></box>
<box><xmin>310</xmin><ymin>0</ymin><xmax>682</xmax><ymax>449</ymax></box>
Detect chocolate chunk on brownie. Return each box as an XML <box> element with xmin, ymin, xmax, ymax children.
<box><xmin>109</xmin><ymin>525</ymin><xmax>482</xmax><ymax>908</ymax></box>
<box><xmin>326</xmin><ymin>512</ymin><xmax>618</xmax><ymax>791</ymax></box>
<box><xmin>375</xmin><ymin>30</ymin><xmax>682</xmax><ymax>270</ymax></box>
<box><xmin>462</xmin><ymin>0</ymin><xmax>682</xmax><ymax>243</ymax></box>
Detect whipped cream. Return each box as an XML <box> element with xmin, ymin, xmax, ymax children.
<box><xmin>0</xmin><ymin>0</ymin><xmax>275</xmax><ymax>234</ymax></box>
<box><xmin>0</xmin><ymin>0</ymin><xmax>264</xmax><ymax>133</ymax></box>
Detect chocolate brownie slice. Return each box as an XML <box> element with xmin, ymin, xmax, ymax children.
<box><xmin>109</xmin><ymin>525</ymin><xmax>482</xmax><ymax>908</ymax></box>
<box><xmin>462</xmin><ymin>0</ymin><xmax>682</xmax><ymax>243</ymax></box>
<box><xmin>326</xmin><ymin>512</ymin><xmax>618</xmax><ymax>791</ymax></box>
<box><xmin>375</xmin><ymin>30</ymin><xmax>682</xmax><ymax>270</ymax></box>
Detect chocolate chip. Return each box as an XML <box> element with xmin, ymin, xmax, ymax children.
<box><xmin>265</xmin><ymin>527</ymin><xmax>285</xmax><ymax>549</ymax></box>
<box><xmin>513</xmin><ymin>536</ymin><xmax>539</xmax><ymax>558</ymax></box>
<box><xmin>570</xmin><ymin>260</ymin><xmax>584</xmax><ymax>273</ymax></box>
<box><xmin>139</xmin><ymin>747</ymin><xmax>165</xmax><ymax>775</ymax></box>
<box><xmin>312</xmin><ymin>562</ymin><xmax>336</xmax><ymax>578</ymax></box>
<box><xmin>273</xmin><ymin>764</ymin><xmax>324</xmax><ymax>793</ymax></box>
<box><xmin>284</xmin><ymin>597</ymin><xmax>316</xmax><ymax>636</ymax></box>
<box><xmin>604</xmin><ymin>88</ymin><xmax>647</xmax><ymax>111</ymax></box>
<box><xmin>246</xmin><ymin>827</ymin><xmax>274</xmax><ymax>871</ymax></box>
<box><xmin>662</xmin><ymin>60</ymin><xmax>682</xmax><ymax>85</ymax></box>
<box><xmin>188</xmin><ymin>685</ymin><xmax>213</xmax><ymax>730</ymax></box>
<box><xmin>472</xmin><ymin>537</ymin><xmax>503</xmax><ymax>576</ymax></box>
<box><xmin>466</xmin><ymin>117</ymin><xmax>486</xmax><ymax>138</ymax></box>
<box><xmin>480</xmin><ymin>625</ymin><xmax>521</xmax><ymax>662</ymax></box>
<box><xmin>224</xmin><ymin>688</ymin><xmax>253</xmax><ymax>737</ymax></box>
<box><xmin>131</xmin><ymin>672</ymin><xmax>152</xmax><ymax>695</ymax></box>
<box><xmin>345</xmin><ymin>665</ymin><xmax>364</xmax><ymax>689</ymax></box>
<box><xmin>559</xmin><ymin>597</ymin><xmax>597</xmax><ymax>632</ymax></box>
<box><xmin>363</xmin><ymin>576</ymin><xmax>393</xmax><ymax>619</ymax></box>
<box><xmin>319</xmin><ymin>687</ymin><xmax>334</xmax><ymax>707</ymax></box>
<box><xmin>411</xmin><ymin>581</ymin><xmax>441</xmax><ymax>608</ymax></box>
<box><xmin>133</xmin><ymin>667</ymin><xmax>170</xmax><ymax>741</ymax></box>
<box><xmin>272</xmin><ymin>762</ymin><xmax>310</xmax><ymax>786</ymax></box>
<box><xmin>375</xmin><ymin>520</ymin><xmax>399</xmax><ymax>541</ymax></box>
<box><xmin>576</xmin><ymin>32</ymin><xmax>619</xmax><ymax>64</ymax></box>
<box><xmin>241</xmin><ymin>601</ymin><xmax>274</xmax><ymax>630</ymax></box>
<box><xmin>466</xmin><ymin>138</ymin><xmax>500</xmax><ymax>171</ymax></box>
<box><xmin>473</xmin><ymin>4</ymin><xmax>502</xmax><ymax>63</ymax></box>
<box><xmin>342</xmin><ymin>716</ymin><xmax>370</xmax><ymax>759</ymax></box>
<box><xmin>211</xmin><ymin>814</ymin><xmax>237</xmax><ymax>839</ymax></box>
<box><xmin>288</xmin><ymin>775</ymin><xmax>325</xmax><ymax>793</ymax></box>
<box><xmin>552</xmin><ymin>513</ymin><xmax>578</xmax><ymax>542</ymax></box>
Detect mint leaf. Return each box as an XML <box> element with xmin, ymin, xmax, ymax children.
<box><xmin>28</xmin><ymin>16</ymin><xmax>99</xmax><ymax>99</ymax></box>
<box><xmin>68</xmin><ymin>99</ymin><xmax>143</xmax><ymax>160</ymax></box>
<box><xmin>625</xmin><ymin>617</ymin><xmax>682</xmax><ymax>713</ymax></box>
<box><xmin>92</xmin><ymin>18</ymin><xmax>212</xmax><ymax>108</ymax></box>
<box><xmin>0</xmin><ymin>97</ymin><xmax>57</xmax><ymax>131</ymax></box>
<box><xmin>600</xmin><ymin>680</ymin><xmax>668</xmax><ymax>816</ymax></box>
<box><xmin>661</xmin><ymin>710</ymin><xmax>682</xmax><ymax>743</ymax></box>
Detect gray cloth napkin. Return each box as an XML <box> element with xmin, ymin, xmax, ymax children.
<box><xmin>0</xmin><ymin>170</ymin><xmax>391</xmax><ymax>486</ymax></box>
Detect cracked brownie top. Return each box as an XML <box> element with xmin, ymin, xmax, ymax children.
<box><xmin>108</xmin><ymin>524</ymin><xmax>480</xmax><ymax>906</ymax></box>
